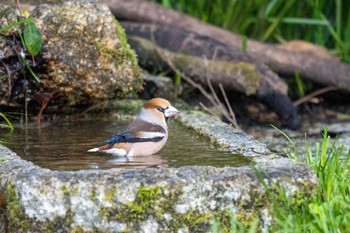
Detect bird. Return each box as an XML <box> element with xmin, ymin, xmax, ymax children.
<box><xmin>88</xmin><ymin>98</ymin><xmax>179</xmax><ymax>156</ymax></box>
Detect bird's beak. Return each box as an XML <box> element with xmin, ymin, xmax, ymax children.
<box><xmin>164</xmin><ymin>105</ymin><xmax>179</xmax><ymax>117</ymax></box>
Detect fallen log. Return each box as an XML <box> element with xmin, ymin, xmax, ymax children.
<box><xmin>128</xmin><ymin>35</ymin><xmax>300</xmax><ymax>129</ymax></box>
<box><xmin>104</xmin><ymin>0</ymin><xmax>350</xmax><ymax>91</ymax></box>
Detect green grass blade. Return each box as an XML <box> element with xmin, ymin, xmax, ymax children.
<box><xmin>341</xmin><ymin>149</ymin><xmax>350</xmax><ymax>174</ymax></box>
<box><xmin>320</xmin><ymin>13</ymin><xmax>346</xmax><ymax>50</ymax></box>
<box><xmin>241</xmin><ymin>36</ymin><xmax>247</xmax><ymax>55</ymax></box>
<box><xmin>262</xmin><ymin>0</ymin><xmax>296</xmax><ymax>41</ymax></box>
<box><xmin>336</xmin><ymin>0</ymin><xmax>342</xmax><ymax>39</ymax></box>
<box><xmin>0</xmin><ymin>112</ymin><xmax>14</xmax><ymax>131</ymax></box>
<box><xmin>0</xmin><ymin>18</ymin><xmax>32</xmax><ymax>34</ymax></box>
<box><xmin>270</xmin><ymin>124</ymin><xmax>297</xmax><ymax>156</ymax></box>
<box><xmin>20</xmin><ymin>56</ymin><xmax>40</xmax><ymax>82</ymax></box>
<box><xmin>268</xmin><ymin>17</ymin><xmax>328</xmax><ymax>25</ymax></box>
<box><xmin>321</xmin><ymin>128</ymin><xmax>329</xmax><ymax>167</ymax></box>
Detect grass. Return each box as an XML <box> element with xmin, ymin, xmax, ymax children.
<box><xmin>153</xmin><ymin>0</ymin><xmax>350</xmax><ymax>62</ymax></box>
<box><xmin>0</xmin><ymin>112</ymin><xmax>14</xmax><ymax>131</ymax></box>
<box><xmin>211</xmin><ymin>128</ymin><xmax>350</xmax><ymax>232</ymax></box>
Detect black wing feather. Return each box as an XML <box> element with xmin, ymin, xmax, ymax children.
<box><xmin>103</xmin><ymin>131</ymin><xmax>164</xmax><ymax>147</ymax></box>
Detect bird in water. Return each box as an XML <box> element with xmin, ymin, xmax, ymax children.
<box><xmin>88</xmin><ymin>98</ymin><xmax>179</xmax><ymax>156</ymax></box>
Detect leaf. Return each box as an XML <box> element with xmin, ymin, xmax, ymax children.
<box><xmin>23</xmin><ymin>21</ymin><xmax>42</xmax><ymax>57</ymax></box>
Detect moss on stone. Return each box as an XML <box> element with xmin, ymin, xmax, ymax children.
<box><xmin>103</xmin><ymin>186</ymin><xmax>117</xmax><ymax>203</ymax></box>
<box><xmin>108</xmin><ymin>99</ymin><xmax>144</xmax><ymax>115</ymax></box>
<box><xmin>6</xmin><ymin>183</ymin><xmax>32</xmax><ymax>231</ymax></box>
<box><xmin>116</xmin><ymin>185</ymin><xmax>161</xmax><ymax>221</ymax></box>
<box><xmin>112</xmin><ymin>184</ymin><xmax>213</xmax><ymax>231</ymax></box>
<box><xmin>178</xmin><ymin>210</ymin><xmax>212</xmax><ymax>232</ymax></box>
<box><xmin>213</xmin><ymin>209</ymin><xmax>232</xmax><ymax>233</ymax></box>
<box><xmin>89</xmin><ymin>188</ymin><xmax>97</xmax><ymax>203</ymax></box>
<box><xmin>113</xmin><ymin>18</ymin><xmax>138</xmax><ymax>67</ymax></box>
<box><xmin>72</xmin><ymin>186</ymin><xmax>79</xmax><ymax>196</ymax></box>
<box><xmin>0</xmin><ymin>156</ymin><xmax>7</xmax><ymax>162</ymax></box>
<box><xmin>60</xmin><ymin>185</ymin><xmax>70</xmax><ymax>197</ymax></box>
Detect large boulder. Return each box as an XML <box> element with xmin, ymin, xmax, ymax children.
<box><xmin>0</xmin><ymin>0</ymin><xmax>142</xmax><ymax>109</ymax></box>
<box><xmin>0</xmin><ymin>109</ymin><xmax>317</xmax><ymax>232</ymax></box>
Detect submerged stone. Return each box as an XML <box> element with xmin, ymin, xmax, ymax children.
<box><xmin>0</xmin><ymin>110</ymin><xmax>317</xmax><ymax>232</ymax></box>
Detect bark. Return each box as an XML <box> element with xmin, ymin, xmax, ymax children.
<box><xmin>128</xmin><ymin>35</ymin><xmax>301</xmax><ymax>129</ymax></box>
<box><xmin>104</xmin><ymin>0</ymin><xmax>350</xmax><ymax>91</ymax></box>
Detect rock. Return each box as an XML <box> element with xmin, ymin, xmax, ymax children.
<box><xmin>0</xmin><ymin>108</ymin><xmax>317</xmax><ymax>232</ymax></box>
<box><xmin>0</xmin><ymin>0</ymin><xmax>142</xmax><ymax>108</ymax></box>
<box><xmin>139</xmin><ymin>71</ymin><xmax>178</xmax><ymax>100</ymax></box>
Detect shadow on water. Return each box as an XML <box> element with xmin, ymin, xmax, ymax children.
<box><xmin>1</xmin><ymin>120</ymin><xmax>251</xmax><ymax>171</ymax></box>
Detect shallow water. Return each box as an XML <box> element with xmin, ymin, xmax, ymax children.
<box><xmin>1</xmin><ymin>120</ymin><xmax>251</xmax><ymax>171</ymax></box>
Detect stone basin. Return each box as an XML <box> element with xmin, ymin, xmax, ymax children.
<box><xmin>0</xmin><ymin>110</ymin><xmax>317</xmax><ymax>232</ymax></box>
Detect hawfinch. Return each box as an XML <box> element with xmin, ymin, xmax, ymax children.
<box><xmin>88</xmin><ymin>98</ymin><xmax>179</xmax><ymax>156</ymax></box>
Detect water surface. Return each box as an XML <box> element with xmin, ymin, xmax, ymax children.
<box><xmin>1</xmin><ymin>120</ymin><xmax>251</xmax><ymax>170</ymax></box>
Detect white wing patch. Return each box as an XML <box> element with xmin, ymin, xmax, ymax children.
<box><xmin>87</xmin><ymin>148</ymin><xmax>99</xmax><ymax>152</ymax></box>
<box><xmin>103</xmin><ymin>148</ymin><xmax>128</xmax><ymax>156</ymax></box>
<box><xmin>88</xmin><ymin>147</ymin><xmax>128</xmax><ymax>156</ymax></box>
<box><xmin>139</xmin><ymin>131</ymin><xmax>166</xmax><ymax>139</ymax></box>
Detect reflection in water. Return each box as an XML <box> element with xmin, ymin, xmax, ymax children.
<box><xmin>1</xmin><ymin>120</ymin><xmax>251</xmax><ymax>171</ymax></box>
<box><xmin>105</xmin><ymin>154</ymin><xmax>167</xmax><ymax>168</ymax></box>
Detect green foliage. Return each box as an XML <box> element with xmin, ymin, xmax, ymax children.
<box><xmin>211</xmin><ymin>210</ymin><xmax>259</xmax><ymax>233</ymax></box>
<box><xmin>60</xmin><ymin>185</ymin><xmax>70</xmax><ymax>197</ymax></box>
<box><xmin>0</xmin><ymin>112</ymin><xmax>14</xmax><ymax>131</ymax></box>
<box><xmin>23</xmin><ymin>21</ymin><xmax>43</xmax><ymax>57</ymax></box>
<box><xmin>124</xmin><ymin>185</ymin><xmax>161</xmax><ymax>219</ymax></box>
<box><xmin>0</xmin><ymin>18</ymin><xmax>32</xmax><ymax>34</ymax></box>
<box><xmin>241</xmin><ymin>36</ymin><xmax>248</xmax><ymax>55</ymax></box>
<box><xmin>210</xmin><ymin>127</ymin><xmax>350</xmax><ymax>232</ymax></box>
<box><xmin>0</xmin><ymin>13</ymin><xmax>42</xmax><ymax>82</ymax></box>
<box><xmin>103</xmin><ymin>186</ymin><xmax>117</xmax><ymax>202</ymax></box>
<box><xmin>269</xmin><ymin>127</ymin><xmax>350</xmax><ymax>232</ymax></box>
<box><xmin>154</xmin><ymin>0</ymin><xmax>350</xmax><ymax>62</ymax></box>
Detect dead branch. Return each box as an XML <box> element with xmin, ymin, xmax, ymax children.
<box><xmin>293</xmin><ymin>86</ymin><xmax>337</xmax><ymax>107</ymax></box>
<box><xmin>128</xmin><ymin>35</ymin><xmax>301</xmax><ymax>129</ymax></box>
<box><xmin>104</xmin><ymin>0</ymin><xmax>350</xmax><ymax>91</ymax></box>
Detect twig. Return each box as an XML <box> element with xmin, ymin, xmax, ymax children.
<box><xmin>203</xmin><ymin>55</ymin><xmax>240</xmax><ymax>128</ymax></box>
<box><xmin>199</xmin><ymin>102</ymin><xmax>220</xmax><ymax>118</ymax></box>
<box><xmin>219</xmin><ymin>83</ymin><xmax>239</xmax><ymax>128</ymax></box>
<box><xmin>293</xmin><ymin>86</ymin><xmax>337</xmax><ymax>106</ymax></box>
<box><xmin>16</xmin><ymin>0</ymin><xmax>23</xmax><ymax>16</ymax></box>
<box><xmin>79</xmin><ymin>101</ymin><xmax>109</xmax><ymax>115</ymax></box>
<box><xmin>149</xmin><ymin>29</ymin><xmax>240</xmax><ymax>128</ymax></box>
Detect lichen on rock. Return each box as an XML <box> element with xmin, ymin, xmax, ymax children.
<box><xmin>0</xmin><ymin>0</ymin><xmax>142</xmax><ymax>108</ymax></box>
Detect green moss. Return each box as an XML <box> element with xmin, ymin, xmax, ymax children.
<box><xmin>0</xmin><ymin>156</ymin><xmax>7</xmax><ymax>162</ymax></box>
<box><xmin>115</xmin><ymin>185</ymin><xmax>161</xmax><ymax>221</ymax></box>
<box><xmin>72</xmin><ymin>186</ymin><xmax>79</xmax><ymax>196</ymax></box>
<box><xmin>6</xmin><ymin>183</ymin><xmax>31</xmax><ymax>231</ymax></box>
<box><xmin>108</xmin><ymin>99</ymin><xmax>144</xmax><ymax>115</ymax></box>
<box><xmin>190</xmin><ymin>110</ymin><xmax>208</xmax><ymax>117</ymax></box>
<box><xmin>60</xmin><ymin>185</ymin><xmax>70</xmax><ymax>197</ymax></box>
<box><xmin>113</xmin><ymin>18</ymin><xmax>137</xmax><ymax>64</ymax></box>
<box><xmin>212</xmin><ymin>209</ymin><xmax>231</xmax><ymax>233</ymax></box>
<box><xmin>94</xmin><ymin>17</ymin><xmax>138</xmax><ymax>69</ymax></box>
<box><xmin>178</xmin><ymin>210</ymin><xmax>212</xmax><ymax>231</ymax></box>
<box><xmin>103</xmin><ymin>186</ymin><xmax>117</xmax><ymax>202</ymax></box>
<box><xmin>68</xmin><ymin>225</ymin><xmax>91</xmax><ymax>233</ymax></box>
<box><xmin>89</xmin><ymin>188</ymin><xmax>97</xmax><ymax>203</ymax></box>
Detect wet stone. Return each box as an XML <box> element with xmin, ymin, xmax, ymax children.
<box><xmin>0</xmin><ymin>110</ymin><xmax>317</xmax><ymax>232</ymax></box>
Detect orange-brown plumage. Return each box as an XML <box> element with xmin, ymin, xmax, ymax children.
<box><xmin>88</xmin><ymin>98</ymin><xmax>179</xmax><ymax>156</ymax></box>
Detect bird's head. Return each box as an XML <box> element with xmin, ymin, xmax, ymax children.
<box><xmin>139</xmin><ymin>98</ymin><xmax>179</xmax><ymax>125</ymax></box>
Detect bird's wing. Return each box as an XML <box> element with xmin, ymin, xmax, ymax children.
<box><xmin>103</xmin><ymin>131</ymin><xmax>165</xmax><ymax>147</ymax></box>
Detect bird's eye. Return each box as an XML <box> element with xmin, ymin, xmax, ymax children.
<box><xmin>156</xmin><ymin>107</ymin><xmax>164</xmax><ymax>113</ymax></box>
